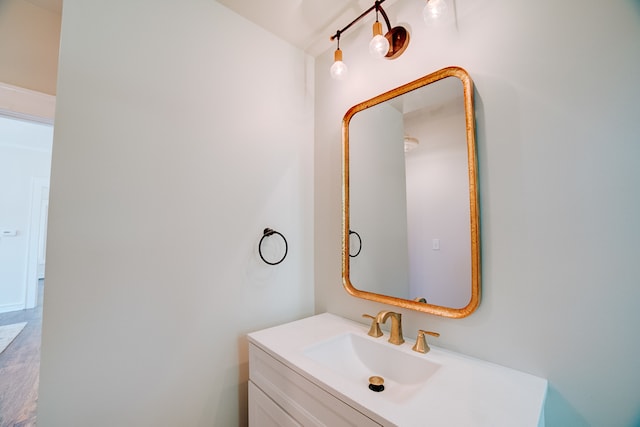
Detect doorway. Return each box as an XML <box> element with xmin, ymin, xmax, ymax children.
<box><xmin>0</xmin><ymin>115</ymin><xmax>52</xmax><ymax>313</ymax></box>
<box><xmin>0</xmin><ymin>82</ymin><xmax>55</xmax><ymax>426</ymax></box>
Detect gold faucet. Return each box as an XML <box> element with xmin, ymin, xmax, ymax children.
<box><xmin>412</xmin><ymin>329</ymin><xmax>440</xmax><ymax>354</ymax></box>
<box><xmin>362</xmin><ymin>314</ymin><xmax>383</xmax><ymax>337</ymax></box>
<box><xmin>375</xmin><ymin>310</ymin><xmax>405</xmax><ymax>345</ymax></box>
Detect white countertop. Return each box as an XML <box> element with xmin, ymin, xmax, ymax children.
<box><xmin>248</xmin><ymin>312</ymin><xmax>547</xmax><ymax>427</ymax></box>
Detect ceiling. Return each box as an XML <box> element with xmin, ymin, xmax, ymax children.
<box><xmin>24</xmin><ymin>0</ymin><xmax>62</xmax><ymax>15</ymax></box>
<box><xmin>25</xmin><ymin>0</ymin><xmax>399</xmax><ymax>57</ymax></box>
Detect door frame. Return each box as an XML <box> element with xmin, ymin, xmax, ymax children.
<box><xmin>25</xmin><ymin>178</ymin><xmax>49</xmax><ymax>308</ymax></box>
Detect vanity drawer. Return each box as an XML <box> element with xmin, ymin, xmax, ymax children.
<box><xmin>249</xmin><ymin>343</ymin><xmax>381</xmax><ymax>427</ymax></box>
<box><xmin>249</xmin><ymin>381</ymin><xmax>300</xmax><ymax>427</ymax></box>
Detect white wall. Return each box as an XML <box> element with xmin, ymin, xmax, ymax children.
<box><xmin>314</xmin><ymin>0</ymin><xmax>640</xmax><ymax>426</ymax></box>
<box><xmin>404</xmin><ymin>94</ymin><xmax>471</xmax><ymax>307</ymax></box>
<box><xmin>0</xmin><ymin>115</ymin><xmax>52</xmax><ymax>312</ymax></box>
<box><xmin>38</xmin><ymin>1</ymin><xmax>314</xmax><ymax>426</ymax></box>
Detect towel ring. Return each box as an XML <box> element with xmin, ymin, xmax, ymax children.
<box><xmin>349</xmin><ymin>230</ymin><xmax>362</xmax><ymax>258</ymax></box>
<box><xmin>259</xmin><ymin>228</ymin><xmax>288</xmax><ymax>265</ymax></box>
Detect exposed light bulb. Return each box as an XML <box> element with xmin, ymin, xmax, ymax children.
<box><xmin>423</xmin><ymin>0</ymin><xmax>448</xmax><ymax>23</ymax></box>
<box><xmin>369</xmin><ymin>21</ymin><xmax>390</xmax><ymax>59</ymax></box>
<box><xmin>330</xmin><ymin>61</ymin><xmax>348</xmax><ymax>80</ymax></box>
<box><xmin>330</xmin><ymin>48</ymin><xmax>348</xmax><ymax>80</ymax></box>
<box><xmin>404</xmin><ymin>136</ymin><xmax>419</xmax><ymax>153</ymax></box>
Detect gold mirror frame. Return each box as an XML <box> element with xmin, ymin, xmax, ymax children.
<box><xmin>342</xmin><ymin>66</ymin><xmax>480</xmax><ymax>318</ymax></box>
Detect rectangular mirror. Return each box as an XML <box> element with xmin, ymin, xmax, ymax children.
<box><xmin>342</xmin><ymin>66</ymin><xmax>480</xmax><ymax>318</ymax></box>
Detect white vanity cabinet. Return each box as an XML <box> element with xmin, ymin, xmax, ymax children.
<box><xmin>249</xmin><ymin>343</ymin><xmax>381</xmax><ymax>426</ymax></box>
<box><xmin>248</xmin><ymin>314</ymin><xmax>547</xmax><ymax>427</ymax></box>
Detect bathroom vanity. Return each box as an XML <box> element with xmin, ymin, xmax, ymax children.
<box><xmin>248</xmin><ymin>313</ymin><xmax>547</xmax><ymax>426</ymax></box>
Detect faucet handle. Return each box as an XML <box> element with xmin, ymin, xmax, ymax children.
<box><xmin>412</xmin><ymin>329</ymin><xmax>440</xmax><ymax>354</ymax></box>
<box><xmin>362</xmin><ymin>314</ymin><xmax>383</xmax><ymax>338</ymax></box>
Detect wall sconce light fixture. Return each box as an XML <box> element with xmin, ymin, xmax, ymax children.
<box><xmin>330</xmin><ymin>0</ymin><xmax>410</xmax><ymax>79</ymax></box>
<box><xmin>330</xmin><ymin>32</ymin><xmax>349</xmax><ymax>80</ymax></box>
<box><xmin>369</xmin><ymin>9</ymin><xmax>390</xmax><ymax>58</ymax></box>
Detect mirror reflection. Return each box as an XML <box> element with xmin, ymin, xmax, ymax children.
<box><xmin>342</xmin><ymin>67</ymin><xmax>480</xmax><ymax>318</ymax></box>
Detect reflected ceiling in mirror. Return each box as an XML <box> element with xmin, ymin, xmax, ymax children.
<box><xmin>342</xmin><ymin>66</ymin><xmax>480</xmax><ymax>318</ymax></box>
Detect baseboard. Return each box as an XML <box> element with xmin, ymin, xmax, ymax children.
<box><xmin>0</xmin><ymin>303</ymin><xmax>26</xmax><ymax>314</ymax></box>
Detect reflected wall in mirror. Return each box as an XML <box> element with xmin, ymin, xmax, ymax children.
<box><xmin>342</xmin><ymin>66</ymin><xmax>480</xmax><ymax>318</ymax></box>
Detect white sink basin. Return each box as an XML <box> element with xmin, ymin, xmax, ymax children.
<box><xmin>248</xmin><ymin>313</ymin><xmax>547</xmax><ymax>427</ymax></box>
<box><xmin>304</xmin><ymin>332</ymin><xmax>440</xmax><ymax>403</ymax></box>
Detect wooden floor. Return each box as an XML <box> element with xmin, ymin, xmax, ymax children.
<box><xmin>0</xmin><ymin>281</ymin><xmax>43</xmax><ymax>427</ymax></box>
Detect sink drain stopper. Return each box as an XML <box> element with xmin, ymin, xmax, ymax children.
<box><xmin>368</xmin><ymin>376</ymin><xmax>385</xmax><ymax>392</ymax></box>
